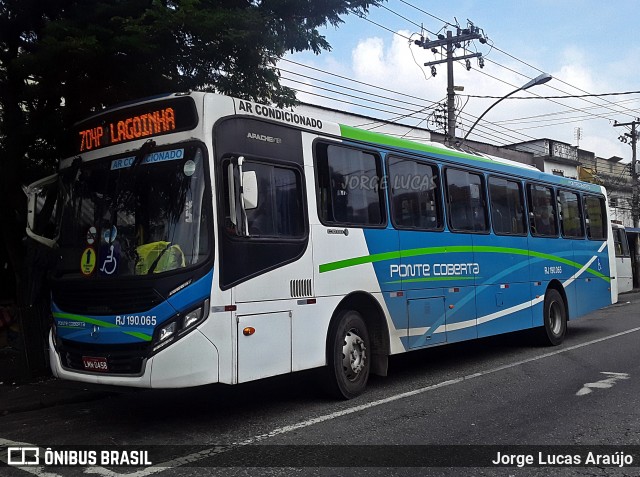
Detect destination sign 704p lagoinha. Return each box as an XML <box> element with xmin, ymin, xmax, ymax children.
<box><xmin>78</xmin><ymin>107</ymin><xmax>176</xmax><ymax>152</ymax></box>
<box><xmin>73</xmin><ymin>97</ymin><xmax>198</xmax><ymax>154</ymax></box>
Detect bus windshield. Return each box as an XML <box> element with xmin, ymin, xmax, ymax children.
<box><xmin>55</xmin><ymin>143</ymin><xmax>210</xmax><ymax>279</ymax></box>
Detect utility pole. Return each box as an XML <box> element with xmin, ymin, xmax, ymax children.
<box><xmin>614</xmin><ymin>120</ymin><xmax>639</xmax><ymax>227</ymax></box>
<box><xmin>414</xmin><ymin>22</ymin><xmax>487</xmax><ymax>143</ymax></box>
<box><xmin>614</xmin><ymin>119</ymin><xmax>640</xmax><ymax>289</ymax></box>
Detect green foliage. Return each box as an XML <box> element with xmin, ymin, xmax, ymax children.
<box><xmin>0</xmin><ymin>0</ymin><xmax>382</xmax><ymax>181</ymax></box>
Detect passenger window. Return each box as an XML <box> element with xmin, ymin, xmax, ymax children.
<box><xmin>488</xmin><ymin>177</ymin><xmax>525</xmax><ymax>235</ymax></box>
<box><xmin>557</xmin><ymin>190</ymin><xmax>583</xmax><ymax>238</ymax></box>
<box><xmin>584</xmin><ymin>196</ymin><xmax>607</xmax><ymax>240</ymax></box>
<box><xmin>446</xmin><ymin>169</ymin><xmax>488</xmax><ymax>232</ymax></box>
<box><xmin>613</xmin><ymin>228</ymin><xmax>630</xmax><ymax>257</ymax></box>
<box><xmin>388</xmin><ymin>157</ymin><xmax>442</xmax><ymax>230</ymax></box>
<box><xmin>315</xmin><ymin>143</ymin><xmax>385</xmax><ymax>226</ymax></box>
<box><xmin>528</xmin><ymin>184</ymin><xmax>558</xmax><ymax>237</ymax></box>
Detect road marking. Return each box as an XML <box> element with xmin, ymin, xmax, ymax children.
<box><xmin>2</xmin><ymin>325</ymin><xmax>640</xmax><ymax>476</ymax></box>
<box><xmin>576</xmin><ymin>371</ymin><xmax>630</xmax><ymax>396</ymax></box>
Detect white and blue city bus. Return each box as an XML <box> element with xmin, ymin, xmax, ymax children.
<box><xmin>26</xmin><ymin>92</ymin><xmax>616</xmax><ymax>398</ymax></box>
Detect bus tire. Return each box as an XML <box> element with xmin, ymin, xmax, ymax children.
<box><xmin>538</xmin><ymin>288</ymin><xmax>567</xmax><ymax>346</ymax></box>
<box><xmin>325</xmin><ymin>309</ymin><xmax>370</xmax><ymax>399</ymax></box>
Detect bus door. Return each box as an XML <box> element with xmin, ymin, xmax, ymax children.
<box><xmin>527</xmin><ymin>185</ymin><xmax>575</xmax><ymax>325</ymax></box>
<box><xmin>613</xmin><ymin>225</ymin><xmax>632</xmax><ymax>294</ymax></box>
<box><xmin>574</xmin><ymin>195</ymin><xmax>612</xmax><ymax>316</ymax></box>
<box><xmin>474</xmin><ymin>177</ymin><xmax>531</xmax><ymax>338</ymax></box>
<box><xmin>434</xmin><ymin>167</ymin><xmax>485</xmax><ymax>344</ymax></box>
<box><xmin>215</xmin><ymin>118</ymin><xmax>310</xmax><ymax>383</ymax></box>
<box><xmin>388</xmin><ymin>156</ymin><xmax>446</xmax><ymax>349</ymax></box>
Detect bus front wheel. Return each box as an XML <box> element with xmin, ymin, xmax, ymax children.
<box><xmin>325</xmin><ymin>309</ymin><xmax>370</xmax><ymax>399</ymax></box>
<box><xmin>539</xmin><ymin>288</ymin><xmax>567</xmax><ymax>346</ymax></box>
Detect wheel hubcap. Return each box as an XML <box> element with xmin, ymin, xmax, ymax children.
<box><xmin>342</xmin><ymin>329</ymin><xmax>366</xmax><ymax>381</ymax></box>
<box><xmin>548</xmin><ymin>301</ymin><xmax>563</xmax><ymax>335</ymax></box>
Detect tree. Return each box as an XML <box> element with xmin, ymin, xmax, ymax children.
<box><xmin>0</xmin><ymin>0</ymin><xmax>383</xmax><ymax>375</ymax></box>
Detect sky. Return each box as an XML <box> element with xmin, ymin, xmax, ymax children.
<box><xmin>282</xmin><ymin>0</ymin><xmax>640</xmax><ymax>162</ymax></box>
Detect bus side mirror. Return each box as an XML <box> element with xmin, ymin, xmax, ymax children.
<box><xmin>241</xmin><ymin>171</ymin><xmax>258</xmax><ymax>210</ymax></box>
<box><xmin>227</xmin><ymin>156</ymin><xmax>255</xmax><ymax>236</ymax></box>
<box><xmin>25</xmin><ymin>173</ymin><xmax>59</xmax><ymax>248</ymax></box>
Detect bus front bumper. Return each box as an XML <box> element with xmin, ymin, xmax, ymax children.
<box><xmin>49</xmin><ymin>329</ymin><xmax>219</xmax><ymax>388</ymax></box>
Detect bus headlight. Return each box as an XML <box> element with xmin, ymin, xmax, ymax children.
<box><xmin>182</xmin><ymin>299</ymin><xmax>209</xmax><ymax>330</ymax></box>
<box><xmin>183</xmin><ymin>307</ymin><xmax>202</xmax><ymax>329</ymax></box>
<box><xmin>159</xmin><ymin>322</ymin><xmax>177</xmax><ymax>342</ymax></box>
<box><xmin>152</xmin><ymin>299</ymin><xmax>210</xmax><ymax>353</ymax></box>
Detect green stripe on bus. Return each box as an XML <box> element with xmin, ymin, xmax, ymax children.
<box><xmin>319</xmin><ymin>245</ymin><xmax>610</xmax><ymax>283</ymax></box>
<box><xmin>339</xmin><ymin>125</ymin><xmax>496</xmax><ymax>164</ymax></box>
<box><xmin>53</xmin><ymin>312</ymin><xmax>117</xmax><ymax>328</ymax></box>
<box><xmin>123</xmin><ymin>331</ymin><xmax>153</xmax><ymax>341</ymax></box>
<box><xmin>53</xmin><ymin>312</ymin><xmax>153</xmax><ymax>342</ymax></box>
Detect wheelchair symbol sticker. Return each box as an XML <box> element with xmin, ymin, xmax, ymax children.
<box><xmin>100</xmin><ymin>244</ymin><xmax>118</xmax><ymax>275</ymax></box>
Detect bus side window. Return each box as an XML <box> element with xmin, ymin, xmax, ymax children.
<box><xmin>584</xmin><ymin>195</ymin><xmax>607</xmax><ymax>240</ymax></box>
<box><xmin>614</xmin><ymin>228</ymin><xmax>624</xmax><ymax>256</ymax></box>
<box><xmin>388</xmin><ymin>156</ymin><xmax>442</xmax><ymax>230</ymax></box>
<box><xmin>621</xmin><ymin>229</ymin><xmax>631</xmax><ymax>257</ymax></box>
<box><xmin>315</xmin><ymin>142</ymin><xmax>385</xmax><ymax>227</ymax></box>
<box><xmin>446</xmin><ymin>168</ymin><xmax>488</xmax><ymax>233</ymax></box>
<box><xmin>557</xmin><ymin>190</ymin><xmax>583</xmax><ymax>238</ymax></box>
<box><xmin>528</xmin><ymin>184</ymin><xmax>558</xmax><ymax>237</ymax></box>
<box><xmin>488</xmin><ymin>176</ymin><xmax>526</xmax><ymax>235</ymax></box>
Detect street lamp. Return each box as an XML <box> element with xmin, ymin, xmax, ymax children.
<box><xmin>462</xmin><ymin>73</ymin><xmax>552</xmax><ymax>141</ymax></box>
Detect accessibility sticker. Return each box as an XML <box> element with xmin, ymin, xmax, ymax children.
<box><xmin>81</xmin><ymin>247</ymin><xmax>96</xmax><ymax>276</ymax></box>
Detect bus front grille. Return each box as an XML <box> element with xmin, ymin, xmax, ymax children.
<box><xmin>59</xmin><ymin>339</ymin><xmax>150</xmax><ymax>376</ymax></box>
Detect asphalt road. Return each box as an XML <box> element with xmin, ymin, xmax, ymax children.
<box><xmin>2</xmin><ymin>292</ymin><xmax>640</xmax><ymax>476</ymax></box>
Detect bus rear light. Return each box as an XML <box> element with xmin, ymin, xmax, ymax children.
<box><xmin>225</xmin><ymin>305</ymin><xmax>237</xmax><ymax>312</ymax></box>
<box><xmin>243</xmin><ymin>327</ymin><xmax>255</xmax><ymax>336</ymax></box>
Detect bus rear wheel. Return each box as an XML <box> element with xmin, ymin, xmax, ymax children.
<box><xmin>538</xmin><ymin>288</ymin><xmax>567</xmax><ymax>346</ymax></box>
<box><xmin>325</xmin><ymin>309</ymin><xmax>370</xmax><ymax>399</ymax></box>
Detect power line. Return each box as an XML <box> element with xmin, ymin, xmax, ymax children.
<box><xmin>280</xmin><ymin>58</ymin><xmax>546</xmax><ymax>150</ymax></box>
<box><xmin>281</xmin><ymin>76</ymin><xmax>429</xmax><ymax>113</ymax></box>
<box><xmin>279</xmin><ymin>57</ymin><xmax>439</xmax><ymax>107</ymax></box>
<box><xmin>394</xmin><ymin>0</ymin><xmax>640</xmax><ymax>121</ymax></box>
<box><xmin>463</xmin><ymin>90</ymin><xmax>640</xmax><ymax>100</ymax></box>
<box><xmin>279</xmin><ymin>68</ymin><xmax>436</xmax><ymax>106</ymax></box>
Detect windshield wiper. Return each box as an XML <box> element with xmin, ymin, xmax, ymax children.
<box><xmin>147</xmin><ymin>242</ymin><xmax>172</xmax><ymax>275</ymax></box>
<box><xmin>105</xmin><ymin>139</ymin><xmax>157</xmax><ymax>242</ymax></box>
